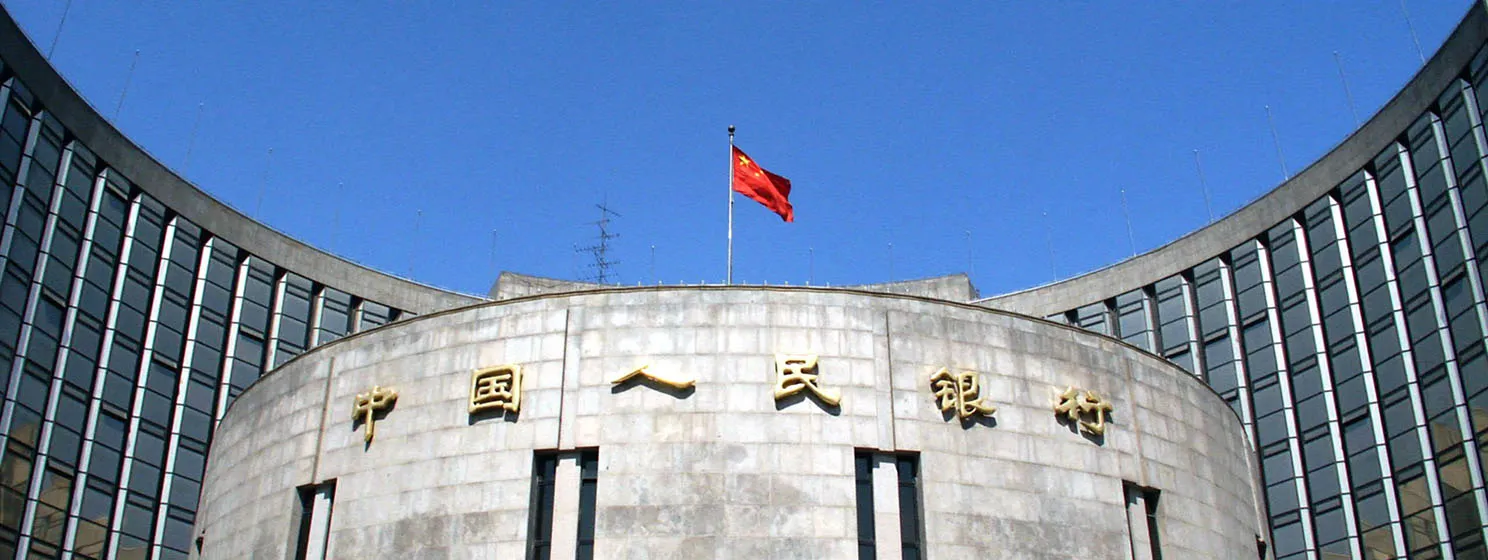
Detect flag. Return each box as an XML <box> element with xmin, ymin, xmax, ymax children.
<box><xmin>732</xmin><ymin>146</ymin><xmax>794</xmax><ymax>222</ymax></box>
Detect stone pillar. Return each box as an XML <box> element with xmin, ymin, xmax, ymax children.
<box><xmin>549</xmin><ymin>454</ymin><xmax>582</xmax><ymax>560</ymax></box>
<box><xmin>873</xmin><ymin>455</ymin><xmax>902</xmax><ymax>560</ymax></box>
<box><xmin>1125</xmin><ymin>484</ymin><xmax>1155</xmax><ymax>560</ymax></box>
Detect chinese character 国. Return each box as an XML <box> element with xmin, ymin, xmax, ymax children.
<box><xmin>470</xmin><ymin>364</ymin><xmax>523</xmax><ymax>415</ymax></box>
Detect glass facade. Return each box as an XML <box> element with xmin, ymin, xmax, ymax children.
<box><xmin>1050</xmin><ymin>39</ymin><xmax>1488</xmax><ymax>560</ymax></box>
<box><xmin>0</xmin><ymin>34</ymin><xmax>424</xmax><ymax>560</ymax></box>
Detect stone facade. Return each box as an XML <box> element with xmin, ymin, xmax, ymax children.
<box><xmin>192</xmin><ymin>287</ymin><xmax>1266</xmax><ymax>559</ymax></box>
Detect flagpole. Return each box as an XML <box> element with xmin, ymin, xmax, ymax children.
<box><xmin>727</xmin><ymin>125</ymin><xmax>736</xmax><ymax>285</ymax></box>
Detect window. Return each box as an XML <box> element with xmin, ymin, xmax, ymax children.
<box><xmin>854</xmin><ymin>450</ymin><xmax>876</xmax><ymax>559</ymax></box>
<box><xmin>576</xmin><ymin>449</ymin><xmax>598</xmax><ymax>560</ymax></box>
<box><xmin>896</xmin><ymin>454</ymin><xmax>922</xmax><ymax>560</ymax></box>
<box><xmin>1124</xmin><ymin>482</ymin><xmax>1163</xmax><ymax>560</ymax></box>
<box><xmin>292</xmin><ymin>479</ymin><xmax>335</xmax><ymax>560</ymax></box>
<box><xmin>527</xmin><ymin>452</ymin><xmax>558</xmax><ymax>560</ymax></box>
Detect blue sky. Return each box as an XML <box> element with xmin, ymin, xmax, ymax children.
<box><xmin>1</xmin><ymin>1</ymin><xmax>1470</xmax><ymax>297</ymax></box>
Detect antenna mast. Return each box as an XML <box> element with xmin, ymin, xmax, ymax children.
<box><xmin>578</xmin><ymin>200</ymin><xmax>621</xmax><ymax>284</ymax></box>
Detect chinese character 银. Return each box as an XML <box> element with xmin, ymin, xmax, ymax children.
<box><xmin>929</xmin><ymin>368</ymin><xmax>997</xmax><ymax>420</ymax></box>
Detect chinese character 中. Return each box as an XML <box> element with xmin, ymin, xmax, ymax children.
<box><xmin>1053</xmin><ymin>386</ymin><xmax>1114</xmax><ymax>436</ymax></box>
<box><xmin>929</xmin><ymin>368</ymin><xmax>997</xmax><ymax>420</ymax></box>
<box><xmin>773</xmin><ymin>354</ymin><xmax>841</xmax><ymax>407</ymax></box>
<box><xmin>352</xmin><ymin>385</ymin><xmax>398</xmax><ymax>443</ymax></box>
<box><xmin>470</xmin><ymin>364</ymin><xmax>523</xmax><ymax>415</ymax></box>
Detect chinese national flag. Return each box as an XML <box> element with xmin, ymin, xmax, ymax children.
<box><xmin>732</xmin><ymin>146</ymin><xmax>794</xmax><ymax>222</ymax></box>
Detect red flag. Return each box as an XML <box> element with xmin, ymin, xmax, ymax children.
<box><xmin>732</xmin><ymin>146</ymin><xmax>794</xmax><ymax>222</ymax></box>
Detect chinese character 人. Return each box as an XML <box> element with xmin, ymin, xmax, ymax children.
<box><xmin>470</xmin><ymin>364</ymin><xmax>523</xmax><ymax>415</ymax></box>
<box><xmin>352</xmin><ymin>385</ymin><xmax>397</xmax><ymax>443</ymax></box>
<box><xmin>773</xmin><ymin>354</ymin><xmax>841</xmax><ymax>407</ymax></box>
<box><xmin>929</xmin><ymin>368</ymin><xmax>997</xmax><ymax>420</ymax></box>
<box><xmin>1053</xmin><ymin>386</ymin><xmax>1114</xmax><ymax>436</ymax></box>
<box><xmin>611</xmin><ymin>363</ymin><xmax>695</xmax><ymax>390</ymax></box>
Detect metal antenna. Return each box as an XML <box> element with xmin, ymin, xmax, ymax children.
<box><xmin>1265</xmin><ymin>105</ymin><xmax>1289</xmax><ymax>180</ymax></box>
<box><xmin>1333</xmin><ymin>52</ymin><xmax>1361</xmax><ymax>127</ymax></box>
<box><xmin>1194</xmin><ymin>149</ymin><xmax>1215</xmax><ymax>222</ymax></box>
<box><xmin>1399</xmin><ymin>0</ymin><xmax>1425</xmax><ymax>63</ymax></box>
<box><xmin>115</xmin><ymin>50</ymin><xmax>140</xmax><ymax>119</ymax></box>
<box><xmin>1120</xmin><ymin>188</ymin><xmax>1136</xmax><ymax>256</ymax></box>
<box><xmin>577</xmin><ymin>199</ymin><xmax>621</xmax><ymax>284</ymax></box>
<box><xmin>254</xmin><ymin>148</ymin><xmax>272</xmax><ymax>218</ymax></box>
<box><xmin>888</xmin><ymin>243</ymin><xmax>894</xmax><ymax>282</ymax></box>
<box><xmin>649</xmin><ymin>245</ymin><xmax>656</xmax><ymax>285</ymax></box>
<box><xmin>965</xmin><ymin>230</ymin><xmax>973</xmax><ymax>279</ymax></box>
<box><xmin>808</xmin><ymin>247</ymin><xmax>814</xmax><ymax>286</ymax></box>
<box><xmin>1044</xmin><ymin>211</ymin><xmax>1057</xmax><ymax>280</ymax></box>
<box><xmin>409</xmin><ymin>209</ymin><xmax>422</xmax><ymax>277</ymax></box>
<box><xmin>46</xmin><ymin>0</ymin><xmax>73</xmax><ymax>59</ymax></box>
<box><xmin>184</xmin><ymin>103</ymin><xmax>204</xmax><ymax>174</ymax></box>
<box><xmin>331</xmin><ymin>181</ymin><xmax>342</xmax><ymax>252</ymax></box>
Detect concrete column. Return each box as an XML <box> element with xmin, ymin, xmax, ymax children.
<box><xmin>873</xmin><ymin>456</ymin><xmax>902</xmax><ymax>560</ymax></box>
<box><xmin>548</xmin><ymin>454</ymin><xmax>582</xmax><ymax>560</ymax></box>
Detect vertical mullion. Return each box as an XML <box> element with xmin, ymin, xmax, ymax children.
<box><xmin>106</xmin><ymin>213</ymin><xmax>178</xmax><ymax>557</ymax></box>
<box><xmin>152</xmin><ymin>230</ymin><xmax>211</xmax><ymax>557</ymax></box>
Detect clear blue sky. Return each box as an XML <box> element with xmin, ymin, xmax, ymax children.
<box><xmin>1</xmin><ymin>1</ymin><xmax>1470</xmax><ymax>297</ymax></box>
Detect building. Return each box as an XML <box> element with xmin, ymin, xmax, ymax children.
<box><xmin>0</xmin><ymin>1</ymin><xmax>1480</xmax><ymax>559</ymax></box>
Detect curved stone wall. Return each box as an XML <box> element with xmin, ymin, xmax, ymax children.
<box><xmin>194</xmin><ymin>287</ymin><xmax>1263</xmax><ymax>559</ymax></box>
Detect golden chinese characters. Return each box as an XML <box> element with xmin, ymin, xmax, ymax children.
<box><xmin>470</xmin><ymin>365</ymin><xmax>524</xmax><ymax>415</ymax></box>
<box><xmin>351</xmin><ymin>385</ymin><xmax>397</xmax><ymax>443</ymax></box>
<box><xmin>929</xmin><ymin>368</ymin><xmax>997</xmax><ymax>420</ymax></box>
<box><xmin>773</xmin><ymin>354</ymin><xmax>841</xmax><ymax>406</ymax></box>
<box><xmin>610</xmin><ymin>364</ymin><xmax>695</xmax><ymax>390</ymax></box>
<box><xmin>1053</xmin><ymin>386</ymin><xmax>1114</xmax><ymax>436</ymax></box>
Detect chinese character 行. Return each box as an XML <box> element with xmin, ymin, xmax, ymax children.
<box><xmin>773</xmin><ymin>354</ymin><xmax>841</xmax><ymax>407</ymax></box>
<box><xmin>470</xmin><ymin>364</ymin><xmax>523</xmax><ymax>415</ymax></box>
<box><xmin>352</xmin><ymin>385</ymin><xmax>398</xmax><ymax>443</ymax></box>
<box><xmin>929</xmin><ymin>368</ymin><xmax>997</xmax><ymax>420</ymax></box>
<box><xmin>1053</xmin><ymin>386</ymin><xmax>1114</xmax><ymax>436</ymax></box>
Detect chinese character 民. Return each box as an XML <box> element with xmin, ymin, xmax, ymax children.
<box><xmin>352</xmin><ymin>385</ymin><xmax>398</xmax><ymax>443</ymax></box>
<box><xmin>773</xmin><ymin>354</ymin><xmax>841</xmax><ymax>407</ymax></box>
<box><xmin>1053</xmin><ymin>386</ymin><xmax>1114</xmax><ymax>436</ymax></box>
<box><xmin>611</xmin><ymin>363</ymin><xmax>695</xmax><ymax>390</ymax></box>
<box><xmin>470</xmin><ymin>365</ymin><xmax>523</xmax><ymax>415</ymax></box>
<box><xmin>929</xmin><ymin>368</ymin><xmax>997</xmax><ymax>420</ymax></box>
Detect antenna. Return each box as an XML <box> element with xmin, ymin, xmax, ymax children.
<box><xmin>1333</xmin><ymin>52</ymin><xmax>1361</xmax><ymax>127</ymax></box>
<box><xmin>1044</xmin><ymin>211</ymin><xmax>1057</xmax><ymax>280</ymax></box>
<box><xmin>47</xmin><ymin>0</ymin><xmax>73</xmax><ymax>59</ymax></box>
<box><xmin>1120</xmin><ymin>188</ymin><xmax>1136</xmax><ymax>256</ymax></box>
<box><xmin>409</xmin><ymin>209</ymin><xmax>422</xmax><ymax>277</ymax></box>
<box><xmin>577</xmin><ymin>200</ymin><xmax>621</xmax><ymax>284</ymax></box>
<box><xmin>184</xmin><ymin>103</ymin><xmax>204</xmax><ymax>174</ymax></box>
<box><xmin>649</xmin><ymin>245</ymin><xmax>656</xmax><ymax>285</ymax></box>
<box><xmin>115</xmin><ymin>50</ymin><xmax>140</xmax><ymax>119</ymax></box>
<box><xmin>1194</xmin><ymin>149</ymin><xmax>1215</xmax><ymax>223</ymax></box>
<box><xmin>254</xmin><ymin>148</ymin><xmax>272</xmax><ymax>218</ymax></box>
<box><xmin>1265</xmin><ymin>105</ymin><xmax>1289</xmax><ymax>180</ymax></box>
<box><xmin>1399</xmin><ymin>0</ymin><xmax>1425</xmax><ymax>63</ymax></box>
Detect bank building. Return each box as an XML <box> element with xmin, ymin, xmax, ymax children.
<box><xmin>2</xmin><ymin>2</ymin><xmax>1488</xmax><ymax>560</ymax></box>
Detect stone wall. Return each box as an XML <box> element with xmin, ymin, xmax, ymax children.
<box><xmin>193</xmin><ymin>287</ymin><xmax>1266</xmax><ymax>559</ymax></box>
